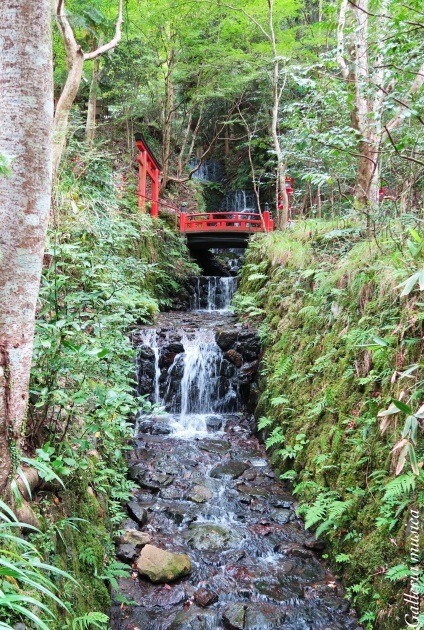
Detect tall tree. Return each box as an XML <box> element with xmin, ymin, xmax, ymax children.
<box><xmin>0</xmin><ymin>0</ymin><xmax>53</xmax><ymax>492</ymax></box>
<box><xmin>53</xmin><ymin>0</ymin><xmax>123</xmax><ymax>177</ymax></box>
<box><xmin>337</xmin><ymin>0</ymin><xmax>424</xmax><ymax>209</ymax></box>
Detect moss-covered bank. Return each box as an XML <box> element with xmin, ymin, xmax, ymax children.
<box><xmin>235</xmin><ymin>221</ymin><xmax>424</xmax><ymax>630</ymax></box>
<box><xmin>2</xmin><ymin>150</ymin><xmax>198</xmax><ymax>628</ymax></box>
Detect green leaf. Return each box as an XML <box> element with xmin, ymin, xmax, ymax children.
<box><xmin>392</xmin><ymin>400</ymin><xmax>413</xmax><ymax>415</ymax></box>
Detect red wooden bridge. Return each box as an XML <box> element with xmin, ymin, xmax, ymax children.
<box><xmin>135</xmin><ymin>134</ymin><xmax>282</xmax><ymax>248</ymax></box>
<box><xmin>179</xmin><ymin>209</ymin><xmax>273</xmax><ymax>248</ymax></box>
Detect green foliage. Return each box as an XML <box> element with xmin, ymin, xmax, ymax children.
<box><xmin>238</xmin><ymin>224</ymin><xmax>424</xmax><ymax>627</ymax></box>
<box><xmin>21</xmin><ymin>147</ymin><xmax>197</xmax><ymax>626</ymax></box>
<box><xmin>0</xmin><ymin>500</ymin><xmax>75</xmax><ymax>630</ymax></box>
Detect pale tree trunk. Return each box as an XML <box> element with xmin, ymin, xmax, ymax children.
<box><xmin>160</xmin><ymin>47</ymin><xmax>175</xmax><ymax>193</ymax></box>
<box><xmin>53</xmin><ymin>0</ymin><xmax>123</xmax><ymax>178</ymax></box>
<box><xmin>85</xmin><ymin>53</ymin><xmax>102</xmax><ymax>146</ymax></box>
<box><xmin>0</xmin><ymin>0</ymin><xmax>53</xmax><ymax>492</ymax></box>
<box><xmin>337</xmin><ymin>0</ymin><xmax>423</xmax><ymax>211</ymax></box>
<box><xmin>268</xmin><ymin>0</ymin><xmax>288</xmax><ymax>228</ymax></box>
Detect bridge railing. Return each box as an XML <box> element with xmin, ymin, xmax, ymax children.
<box><xmin>180</xmin><ymin>211</ymin><xmax>274</xmax><ymax>233</ymax></box>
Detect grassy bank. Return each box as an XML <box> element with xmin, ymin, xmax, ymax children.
<box><xmin>2</xmin><ymin>148</ymin><xmax>198</xmax><ymax>628</ymax></box>
<box><xmin>235</xmin><ymin>221</ymin><xmax>424</xmax><ymax>629</ymax></box>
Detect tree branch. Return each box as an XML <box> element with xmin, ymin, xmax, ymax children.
<box><xmin>84</xmin><ymin>0</ymin><xmax>123</xmax><ymax>61</ymax></box>
<box><xmin>384</xmin><ymin>125</ymin><xmax>424</xmax><ymax>166</ymax></box>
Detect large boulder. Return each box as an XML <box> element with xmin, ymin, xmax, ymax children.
<box><xmin>210</xmin><ymin>461</ymin><xmax>249</xmax><ymax>479</ymax></box>
<box><xmin>215</xmin><ymin>329</ymin><xmax>238</xmax><ymax>351</ymax></box>
<box><xmin>127</xmin><ymin>501</ymin><xmax>148</xmax><ymax>525</ymax></box>
<box><xmin>234</xmin><ymin>331</ymin><xmax>261</xmax><ymax>361</ymax></box>
<box><xmin>137</xmin><ymin>545</ymin><xmax>191</xmax><ymax>583</ymax></box>
<box><xmin>225</xmin><ymin>349</ymin><xmax>243</xmax><ymax>367</ymax></box>
<box><xmin>158</xmin><ymin>342</ymin><xmax>185</xmax><ymax>369</ymax></box>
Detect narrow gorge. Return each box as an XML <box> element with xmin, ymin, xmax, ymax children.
<box><xmin>110</xmin><ymin>261</ymin><xmax>361</xmax><ymax>630</ymax></box>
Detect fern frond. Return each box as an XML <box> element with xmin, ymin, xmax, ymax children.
<box><xmin>385</xmin><ymin>564</ymin><xmax>410</xmax><ymax>582</ymax></box>
<box><xmin>265</xmin><ymin>426</ymin><xmax>285</xmax><ymax>449</ymax></box>
<box><xmin>257</xmin><ymin>416</ymin><xmax>273</xmax><ymax>430</ymax></box>
<box><xmin>383</xmin><ymin>474</ymin><xmax>416</xmax><ymax>500</ymax></box>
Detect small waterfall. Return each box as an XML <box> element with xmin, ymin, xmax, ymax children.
<box><xmin>137</xmin><ymin>327</ymin><xmax>239</xmax><ymax>419</ymax></box>
<box><xmin>190</xmin><ymin>276</ymin><xmax>238</xmax><ymax>311</ymax></box>
<box><xmin>220</xmin><ymin>189</ymin><xmax>257</xmax><ymax>213</ymax></box>
<box><xmin>189</xmin><ymin>159</ymin><xmax>224</xmax><ymax>182</ymax></box>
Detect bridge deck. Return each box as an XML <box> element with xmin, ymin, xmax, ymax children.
<box><xmin>180</xmin><ymin>211</ymin><xmax>273</xmax><ymax>235</ymax></box>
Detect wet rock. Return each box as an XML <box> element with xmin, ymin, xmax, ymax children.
<box><xmin>234</xmin><ymin>331</ymin><xmax>261</xmax><ymax>361</ymax></box>
<box><xmin>121</xmin><ymin>517</ymin><xmax>139</xmax><ymax>531</ymax></box>
<box><xmin>222</xmin><ymin>602</ymin><xmax>246</xmax><ymax>629</ymax></box>
<box><xmin>164</xmin><ymin>503</ymin><xmax>193</xmax><ymax>525</ymax></box>
<box><xmin>277</xmin><ymin>556</ymin><xmax>326</xmax><ymax>582</ymax></box>
<box><xmin>239</xmin><ymin>360</ymin><xmax>260</xmax><ymax>384</ymax></box>
<box><xmin>186</xmin><ymin>485</ymin><xmax>213</xmax><ymax>503</ymax></box>
<box><xmin>198</xmin><ymin>438</ymin><xmax>230</xmax><ymax>454</ymax></box>
<box><xmin>205</xmin><ymin>415</ymin><xmax>223</xmax><ymax>431</ymax></box>
<box><xmin>152</xmin><ymin>424</ymin><xmax>173</xmax><ymax>435</ymax></box>
<box><xmin>280</xmin><ymin>544</ymin><xmax>314</xmax><ymax>559</ymax></box>
<box><xmin>254</xmin><ymin>577</ymin><xmax>302</xmax><ymax>602</ymax></box>
<box><xmin>159</xmin><ymin>342</ymin><xmax>185</xmax><ymax>369</ymax></box>
<box><xmin>160</xmin><ymin>486</ymin><xmax>184</xmax><ymax>500</ymax></box>
<box><xmin>187</xmin><ymin>523</ymin><xmax>243</xmax><ymax>551</ymax></box>
<box><xmin>170</xmin><ymin>607</ymin><xmax>219</xmax><ymax>629</ymax></box>
<box><xmin>215</xmin><ymin>329</ymin><xmax>239</xmax><ymax>351</ymax></box>
<box><xmin>115</xmin><ymin>543</ymin><xmax>138</xmax><ymax>564</ymax></box>
<box><xmin>270</xmin><ymin>508</ymin><xmax>293</xmax><ymax>524</ymax></box>
<box><xmin>136</xmin><ymin>544</ymin><xmax>191</xmax><ymax>583</ymax></box>
<box><xmin>138</xmin><ymin>344</ymin><xmax>155</xmax><ymax>361</ymax></box>
<box><xmin>270</xmin><ymin>494</ymin><xmax>294</xmax><ymax>509</ymax></box>
<box><xmin>149</xmin><ymin>585</ymin><xmax>186</xmax><ymax>607</ymax></box>
<box><xmin>121</xmin><ymin>529</ymin><xmax>151</xmax><ymax>547</ymax></box>
<box><xmin>210</xmin><ymin>461</ymin><xmax>249</xmax><ymax>479</ymax></box>
<box><xmin>236</xmin><ymin>483</ymin><xmax>270</xmax><ymax>499</ymax></box>
<box><xmin>127</xmin><ymin>501</ymin><xmax>147</xmax><ymax>526</ymax></box>
<box><xmin>128</xmin><ymin>465</ymin><xmax>174</xmax><ymax>491</ymax></box>
<box><xmin>304</xmin><ymin>537</ymin><xmax>326</xmax><ymax>551</ymax></box>
<box><xmin>244</xmin><ymin>602</ymin><xmax>286</xmax><ymax>629</ymax></box>
<box><xmin>193</xmin><ymin>587</ymin><xmax>219</xmax><ymax>607</ymax></box>
<box><xmin>225</xmin><ymin>349</ymin><xmax>243</xmax><ymax>367</ymax></box>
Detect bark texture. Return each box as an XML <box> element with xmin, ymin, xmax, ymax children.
<box><xmin>0</xmin><ymin>0</ymin><xmax>53</xmax><ymax>491</ymax></box>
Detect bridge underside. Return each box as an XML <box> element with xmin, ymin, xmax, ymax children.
<box><xmin>185</xmin><ymin>232</ymin><xmax>250</xmax><ymax>250</ymax></box>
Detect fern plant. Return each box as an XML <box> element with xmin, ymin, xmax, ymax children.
<box><xmin>0</xmin><ymin>500</ymin><xmax>74</xmax><ymax>630</ymax></box>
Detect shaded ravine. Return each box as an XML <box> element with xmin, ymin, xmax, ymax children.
<box><xmin>110</xmin><ymin>276</ymin><xmax>361</xmax><ymax>630</ymax></box>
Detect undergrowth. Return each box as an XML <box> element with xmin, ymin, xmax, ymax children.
<box><xmin>3</xmin><ymin>145</ymin><xmax>197</xmax><ymax>628</ymax></box>
<box><xmin>236</xmin><ymin>220</ymin><xmax>424</xmax><ymax>630</ymax></box>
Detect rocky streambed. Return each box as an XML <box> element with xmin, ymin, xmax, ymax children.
<box><xmin>110</xmin><ymin>279</ymin><xmax>361</xmax><ymax>630</ymax></box>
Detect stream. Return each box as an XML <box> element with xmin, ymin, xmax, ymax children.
<box><xmin>110</xmin><ymin>273</ymin><xmax>361</xmax><ymax>630</ymax></box>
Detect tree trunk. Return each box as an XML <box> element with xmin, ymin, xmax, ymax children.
<box><xmin>85</xmin><ymin>54</ymin><xmax>101</xmax><ymax>146</ymax></box>
<box><xmin>160</xmin><ymin>48</ymin><xmax>175</xmax><ymax>193</ymax></box>
<box><xmin>355</xmin><ymin>141</ymin><xmax>379</xmax><ymax>207</ymax></box>
<box><xmin>268</xmin><ymin>0</ymin><xmax>288</xmax><ymax>228</ymax></box>
<box><xmin>0</xmin><ymin>0</ymin><xmax>53</xmax><ymax>492</ymax></box>
<box><xmin>53</xmin><ymin>0</ymin><xmax>123</xmax><ymax>177</ymax></box>
<box><xmin>53</xmin><ymin>50</ymin><xmax>84</xmax><ymax>177</ymax></box>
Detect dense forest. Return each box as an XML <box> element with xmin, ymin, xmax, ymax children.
<box><xmin>0</xmin><ymin>0</ymin><xmax>423</xmax><ymax>629</ymax></box>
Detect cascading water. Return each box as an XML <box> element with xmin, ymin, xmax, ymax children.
<box><xmin>189</xmin><ymin>276</ymin><xmax>238</xmax><ymax>311</ymax></box>
<box><xmin>135</xmin><ymin>273</ymin><xmax>240</xmax><ymax>436</ymax></box>
<box><xmin>113</xmin><ymin>269</ymin><xmax>360</xmax><ymax>630</ymax></box>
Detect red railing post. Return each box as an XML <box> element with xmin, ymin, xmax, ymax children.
<box><xmin>180</xmin><ymin>203</ymin><xmax>187</xmax><ymax>231</ymax></box>
<box><xmin>263</xmin><ymin>210</ymin><xmax>270</xmax><ymax>231</ymax></box>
